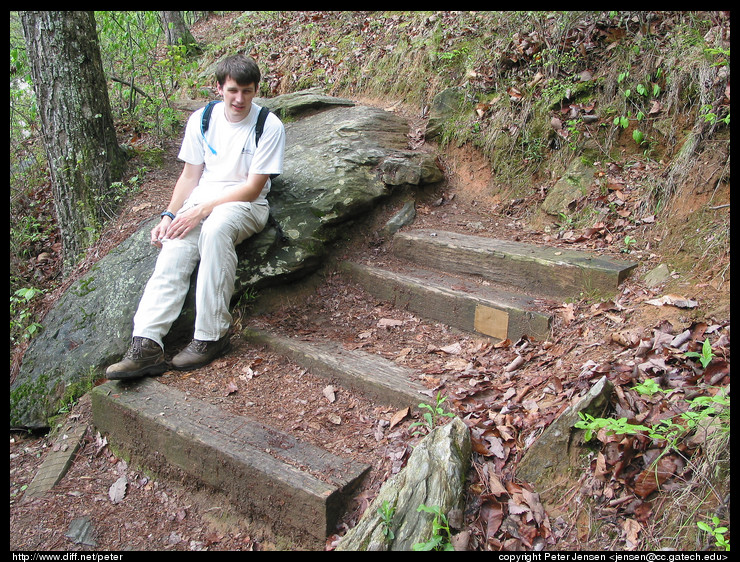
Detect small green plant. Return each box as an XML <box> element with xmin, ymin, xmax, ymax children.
<box><xmin>613</xmin><ymin>67</ymin><xmax>664</xmax><ymax>150</ymax></box>
<box><xmin>632</xmin><ymin>377</ymin><xmax>662</xmax><ymax>396</ymax></box>
<box><xmin>10</xmin><ymin>286</ymin><xmax>44</xmax><ymax>343</ymax></box>
<box><xmin>700</xmin><ymin>104</ymin><xmax>730</xmax><ymax>126</ymax></box>
<box><xmin>622</xmin><ymin>235</ymin><xmax>637</xmax><ymax>253</ymax></box>
<box><xmin>576</xmin><ymin>392</ymin><xmax>729</xmax><ymax>452</ymax></box>
<box><xmin>575</xmin><ymin>412</ymin><xmax>651</xmax><ymax>442</ymax></box>
<box><xmin>704</xmin><ymin>46</ymin><xmax>730</xmax><ymax>68</ymax></box>
<box><xmin>565</xmin><ymin>118</ymin><xmax>583</xmax><ymax>151</ymax></box>
<box><xmin>10</xmin><ymin>215</ymin><xmax>49</xmax><ymax>258</ymax></box>
<box><xmin>410</xmin><ymin>392</ymin><xmax>455</xmax><ymax>435</ymax></box>
<box><xmin>684</xmin><ymin>338</ymin><xmax>715</xmax><ymax>368</ymax></box>
<box><xmin>697</xmin><ymin>516</ymin><xmax>730</xmax><ymax>551</ymax></box>
<box><xmin>614</xmin><ymin>115</ymin><xmax>629</xmax><ymax>129</ymax></box>
<box><xmin>412</xmin><ymin>504</ymin><xmax>455</xmax><ymax>551</ymax></box>
<box><xmin>557</xmin><ymin>212</ymin><xmax>574</xmax><ymax>231</ymax></box>
<box><xmin>434</xmin><ymin>46</ymin><xmax>470</xmax><ymax>70</ymax></box>
<box><xmin>378</xmin><ymin>500</ymin><xmax>396</xmax><ymax>541</ymax></box>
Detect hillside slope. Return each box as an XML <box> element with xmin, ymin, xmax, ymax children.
<box><xmin>11</xmin><ymin>11</ymin><xmax>729</xmax><ymax>552</ymax></box>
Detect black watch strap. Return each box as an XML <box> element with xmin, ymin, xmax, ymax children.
<box><xmin>160</xmin><ymin>211</ymin><xmax>176</xmax><ymax>220</ymax></box>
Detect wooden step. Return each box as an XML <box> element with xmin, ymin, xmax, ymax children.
<box><xmin>243</xmin><ymin>328</ymin><xmax>431</xmax><ymax>409</ymax></box>
<box><xmin>340</xmin><ymin>261</ymin><xmax>552</xmax><ymax>342</ymax></box>
<box><xmin>91</xmin><ymin>378</ymin><xmax>370</xmax><ymax>547</ymax></box>
<box><xmin>393</xmin><ymin>229</ymin><xmax>637</xmax><ymax>299</ymax></box>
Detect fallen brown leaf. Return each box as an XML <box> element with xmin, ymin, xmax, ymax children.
<box><xmin>633</xmin><ymin>454</ymin><xmax>681</xmax><ymax>498</ymax></box>
<box><xmin>389</xmin><ymin>407</ymin><xmax>409</xmax><ymax>429</ymax></box>
<box><xmin>480</xmin><ymin>497</ymin><xmax>504</xmax><ymax>542</ymax></box>
<box><xmin>623</xmin><ymin>518</ymin><xmax>642</xmax><ymax>550</ymax></box>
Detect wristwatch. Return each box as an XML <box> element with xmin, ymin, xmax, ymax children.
<box><xmin>160</xmin><ymin>211</ymin><xmax>176</xmax><ymax>220</ymax></box>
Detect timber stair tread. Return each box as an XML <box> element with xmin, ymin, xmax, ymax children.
<box><xmin>91</xmin><ymin>377</ymin><xmax>370</xmax><ymax>547</ymax></box>
<box><xmin>340</xmin><ymin>260</ymin><xmax>552</xmax><ymax>342</ymax></box>
<box><xmin>392</xmin><ymin>228</ymin><xmax>638</xmax><ymax>300</ymax></box>
<box><xmin>243</xmin><ymin>328</ymin><xmax>431</xmax><ymax>409</ymax></box>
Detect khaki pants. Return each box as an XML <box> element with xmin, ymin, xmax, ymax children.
<box><xmin>132</xmin><ymin>200</ymin><xmax>269</xmax><ymax>348</ymax></box>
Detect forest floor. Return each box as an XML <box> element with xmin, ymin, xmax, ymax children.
<box><xmin>10</xmin><ymin>13</ymin><xmax>730</xmax><ymax>553</ymax></box>
<box><xmin>10</xmin><ymin>123</ymin><xmax>730</xmax><ymax>551</ymax></box>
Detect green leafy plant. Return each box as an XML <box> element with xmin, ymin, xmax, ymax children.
<box><xmin>684</xmin><ymin>338</ymin><xmax>715</xmax><ymax>368</ymax></box>
<box><xmin>434</xmin><ymin>46</ymin><xmax>470</xmax><ymax>71</ymax></box>
<box><xmin>557</xmin><ymin>212</ymin><xmax>574</xmax><ymax>231</ymax></box>
<box><xmin>632</xmin><ymin>377</ymin><xmax>662</xmax><ymax>396</ymax></box>
<box><xmin>622</xmin><ymin>235</ymin><xmax>637</xmax><ymax>253</ymax></box>
<box><xmin>614</xmin><ymin>115</ymin><xmax>630</xmax><ymax>129</ymax></box>
<box><xmin>704</xmin><ymin>46</ymin><xmax>730</xmax><ymax>68</ymax></box>
<box><xmin>575</xmin><ymin>412</ymin><xmax>651</xmax><ymax>443</ymax></box>
<box><xmin>378</xmin><ymin>500</ymin><xmax>396</xmax><ymax>541</ymax></box>
<box><xmin>10</xmin><ymin>286</ymin><xmax>45</xmax><ymax>343</ymax></box>
<box><xmin>412</xmin><ymin>504</ymin><xmax>455</xmax><ymax>551</ymax></box>
<box><xmin>697</xmin><ymin>516</ymin><xmax>730</xmax><ymax>551</ymax></box>
<box><xmin>410</xmin><ymin>392</ymin><xmax>456</xmax><ymax>436</ymax></box>
<box><xmin>612</xmin><ymin>67</ymin><xmax>665</xmax><ymax>150</ymax></box>
<box><xmin>576</xmin><ymin>392</ymin><xmax>729</xmax><ymax>453</ymax></box>
<box><xmin>700</xmin><ymin>104</ymin><xmax>730</xmax><ymax>126</ymax></box>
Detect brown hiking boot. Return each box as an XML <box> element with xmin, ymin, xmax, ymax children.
<box><xmin>106</xmin><ymin>337</ymin><xmax>166</xmax><ymax>380</ymax></box>
<box><xmin>171</xmin><ymin>335</ymin><xmax>232</xmax><ymax>371</ymax></box>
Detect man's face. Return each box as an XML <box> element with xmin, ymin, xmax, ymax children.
<box><xmin>217</xmin><ymin>77</ymin><xmax>258</xmax><ymax>122</ymax></box>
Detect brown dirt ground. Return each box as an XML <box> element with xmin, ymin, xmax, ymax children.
<box><xmin>10</xmin><ymin>99</ymin><xmax>730</xmax><ymax>552</ymax></box>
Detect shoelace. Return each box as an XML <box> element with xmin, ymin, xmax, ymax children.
<box><xmin>124</xmin><ymin>337</ymin><xmax>158</xmax><ymax>359</ymax></box>
<box><xmin>185</xmin><ymin>340</ymin><xmax>210</xmax><ymax>354</ymax></box>
<box><xmin>124</xmin><ymin>338</ymin><xmax>143</xmax><ymax>359</ymax></box>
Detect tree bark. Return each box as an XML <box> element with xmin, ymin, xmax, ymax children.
<box><xmin>21</xmin><ymin>11</ymin><xmax>128</xmax><ymax>269</ymax></box>
<box><xmin>160</xmin><ymin>11</ymin><xmax>200</xmax><ymax>54</ymax></box>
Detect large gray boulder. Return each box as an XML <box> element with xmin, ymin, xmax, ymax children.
<box><xmin>11</xmin><ymin>92</ymin><xmax>442</xmax><ymax>429</ymax></box>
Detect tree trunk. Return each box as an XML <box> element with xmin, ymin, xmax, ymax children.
<box><xmin>160</xmin><ymin>11</ymin><xmax>200</xmax><ymax>54</ymax></box>
<box><xmin>21</xmin><ymin>11</ymin><xmax>128</xmax><ymax>269</ymax></box>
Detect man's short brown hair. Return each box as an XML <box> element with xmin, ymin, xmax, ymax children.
<box><xmin>216</xmin><ymin>54</ymin><xmax>261</xmax><ymax>88</ymax></box>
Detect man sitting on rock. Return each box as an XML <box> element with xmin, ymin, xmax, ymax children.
<box><xmin>106</xmin><ymin>53</ymin><xmax>285</xmax><ymax>379</ymax></box>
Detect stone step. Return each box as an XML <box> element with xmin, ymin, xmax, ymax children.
<box><xmin>243</xmin><ymin>328</ymin><xmax>431</xmax><ymax>409</ymax></box>
<box><xmin>340</xmin><ymin>261</ymin><xmax>552</xmax><ymax>342</ymax></box>
<box><xmin>392</xmin><ymin>229</ymin><xmax>637</xmax><ymax>300</ymax></box>
<box><xmin>90</xmin><ymin>378</ymin><xmax>370</xmax><ymax>547</ymax></box>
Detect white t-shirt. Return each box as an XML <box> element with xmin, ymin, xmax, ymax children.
<box><xmin>177</xmin><ymin>101</ymin><xmax>285</xmax><ymax>207</ymax></box>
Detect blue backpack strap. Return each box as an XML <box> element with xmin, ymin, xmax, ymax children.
<box><xmin>255</xmin><ymin>106</ymin><xmax>280</xmax><ymax>179</ymax></box>
<box><xmin>200</xmin><ymin>100</ymin><xmax>219</xmax><ymax>155</ymax></box>
<box><xmin>201</xmin><ymin>100</ymin><xmax>219</xmax><ymax>134</ymax></box>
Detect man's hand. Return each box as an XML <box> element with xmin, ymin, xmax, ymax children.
<box><xmin>165</xmin><ymin>205</ymin><xmax>205</xmax><ymax>240</ymax></box>
<box><xmin>150</xmin><ymin>217</ymin><xmax>172</xmax><ymax>248</ymax></box>
<box><xmin>150</xmin><ymin>206</ymin><xmax>206</xmax><ymax>247</ymax></box>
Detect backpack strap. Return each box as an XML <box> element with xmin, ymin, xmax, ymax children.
<box><xmin>255</xmin><ymin>106</ymin><xmax>280</xmax><ymax>179</ymax></box>
<box><xmin>255</xmin><ymin>106</ymin><xmax>270</xmax><ymax>148</ymax></box>
<box><xmin>201</xmin><ymin>100</ymin><xmax>219</xmax><ymax>135</ymax></box>
<box><xmin>200</xmin><ymin>100</ymin><xmax>219</xmax><ymax>155</ymax></box>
